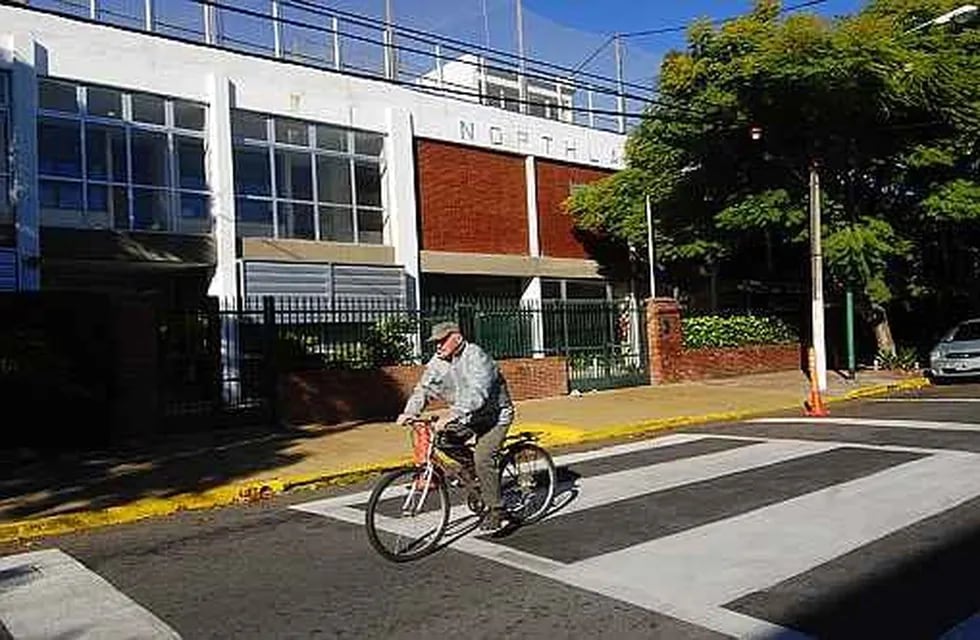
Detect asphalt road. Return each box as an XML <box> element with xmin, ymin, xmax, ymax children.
<box><xmin>1</xmin><ymin>382</ymin><xmax>979</xmax><ymax>639</ymax></box>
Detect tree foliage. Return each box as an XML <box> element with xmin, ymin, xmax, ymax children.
<box><xmin>567</xmin><ymin>0</ymin><xmax>980</xmax><ymax>346</ymax></box>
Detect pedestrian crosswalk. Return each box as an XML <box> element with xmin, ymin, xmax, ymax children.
<box><xmin>293</xmin><ymin>420</ymin><xmax>980</xmax><ymax>639</ymax></box>
<box><xmin>0</xmin><ymin>549</ymin><xmax>178</xmax><ymax>639</ymax></box>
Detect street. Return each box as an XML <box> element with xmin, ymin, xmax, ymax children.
<box><xmin>2</xmin><ymin>383</ymin><xmax>979</xmax><ymax>639</ymax></box>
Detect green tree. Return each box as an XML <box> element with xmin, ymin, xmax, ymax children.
<box><xmin>568</xmin><ymin>0</ymin><xmax>980</xmax><ymax>353</ymax></box>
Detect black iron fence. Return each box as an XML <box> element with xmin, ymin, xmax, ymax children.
<box><xmin>159</xmin><ymin>295</ymin><xmax>650</xmax><ymax>421</ymax></box>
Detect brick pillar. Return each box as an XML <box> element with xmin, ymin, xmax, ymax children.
<box><xmin>646</xmin><ymin>298</ymin><xmax>683</xmax><ymax>384</ymax></box>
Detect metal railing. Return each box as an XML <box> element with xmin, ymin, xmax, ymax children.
<box><xmin>20</xmin><ymin>0</ymin><xmax>649</xmax><ymax>132</ymax></box>
<box><xmin>160</xmin><ymin>295</ymin><xmax>649</xmax><ymax>419</ymax></box>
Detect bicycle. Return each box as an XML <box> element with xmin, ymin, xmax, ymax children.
<box><xmin>365</xmin><ymin>416</ymin><xmax>557</xmax><ymax>562</ymax></box>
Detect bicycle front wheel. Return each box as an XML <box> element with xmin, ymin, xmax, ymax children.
<box><xmin>499</xmin><ymin>443</ymin><xmax>556</xmax><ymax>524</ymax></box>
<box><xmin>365</xmin><ymin>466</ymin><xmax>450</xmax><ymax>562</ymax></box>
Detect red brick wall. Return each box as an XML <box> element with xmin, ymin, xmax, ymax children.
<box><xmin>280</xmin><ymin>357</ymin><xmax>568</xmax><ymax>426</ymax></box>
<box><xmin>416</xmin><ymin>139</ymin><xmax>529</xmax><ymax>255</ymax></box>
<box><xmin>670</xmin><ymin>344</ymin><xmax>801</xmax><ymax>382</ymax></box>
<box><xmin>536</xmin><ymin>160</ymin><xmax>611</xmax><ymax>259</ymax></box>
<box><xmin>646</xmin><ymin>299</ymin><xmax>802</xmax><ymax>383</ymax></box>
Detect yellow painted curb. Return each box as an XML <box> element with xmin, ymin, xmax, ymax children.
<box><xmin>0</xmin><ymin>377</ymin><xmax>930</xmax><ymax>545</ymax></box>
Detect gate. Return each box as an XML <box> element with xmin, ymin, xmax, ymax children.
<box><xmin>159</xmin><ymin>299</ymin><xmax>275</xmax><ymax>430</ymax></box>
<box><xmin>473</xmin><ymin>300</ymin><xmax>648</xmax><ymax>392</ymax></box>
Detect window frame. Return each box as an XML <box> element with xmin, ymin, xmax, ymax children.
<box><xmin>0</xmin><ymin>73</ymin><xmax>12</xmax><ymax>223</ymax></box>
<box><xmin>36</xmin><ymin>77</ymin><xmax>210</xmax><ymax>234</ymax></box>
<box><xmin>232</xmin><ymin>110</ymin><xmax>386</xmax><ymax>245</ymax></box>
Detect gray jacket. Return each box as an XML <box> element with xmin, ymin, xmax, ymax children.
<box><xmin>404</xmin><ymin>342</ymin><xmax>514</xmax><ymax>428</ymax></box>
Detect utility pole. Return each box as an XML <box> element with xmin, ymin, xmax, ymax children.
<box><xmin>846</xmin><ymin>288</ymin><xmax>856</xmax><ymax>379</ymax></box>
<box><xmin>614</xmin><ymin>35</ymin><xmax>626</xmax><ymax>134</ymax></box>
<box><xmin>516</xmin><ymin>0</ymin><xmax>527</xmax><ymax>114</ymax></box>
<box><xmin>645</xmin><ymin>194</ymin><xmax>657</xmax><ymax>298</ymax></box>
<box><xmin>810</xmin><ymin>162</ymin><xmax>828</xmax><ymax>392</ymax></box>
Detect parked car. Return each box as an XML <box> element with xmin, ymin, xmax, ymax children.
<box><xmin>929</xmin><ymin>319</ymin><xmax>980</xmax><ymax>382</ymax></box>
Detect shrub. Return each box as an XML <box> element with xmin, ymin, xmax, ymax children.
<box><xmin>875</xmin><ymin>347</ymin><xmax>919</xmax><ymax>371</ymax></box>
<box><xmin>682</xmin><ymin>315</ymin><xmax>798</xmax><ymax>350</ymax></box>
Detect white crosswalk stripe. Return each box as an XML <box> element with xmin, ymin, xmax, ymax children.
<box><xmin>749</xmin><ymin>416</ymin><xmax>980</xmax><ymax>431</ymax></box>
<box><xmin>0</xmin><ymin>549</ymin><xmax>179</xmax><ymax>639</ymax></box>
<box><xmin>294</xmin><ymin>422</ymin><xmax>980</xmax><ymax>639</ymax></box>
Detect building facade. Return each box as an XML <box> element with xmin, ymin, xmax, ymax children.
<box><xmin>0</xmin><ymin>2</ymin><xmax>627</xmax><ymax>309</ymax></box>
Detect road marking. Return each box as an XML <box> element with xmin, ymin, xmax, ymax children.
<box><xmin>292</xmin><ymin>439</ymin><xmax>838</xmax><ymax>521</ymax></box>
<box><xmin>570</xmin><ymin>451</ymin><xmax>980</xmax><ymax>607</ymax></box>
<box><xmin>696</xmin><ymin>433</ymin><xmax>972</xmax><ymax>456</ymax></box>
<box><xmin>871</xmin><ymin>398</ymin><xmax>980</xmax><ymax>403</ymax></box>
<box><xmin>0</xmin><ymin>549</ymin><xmax>179</xmax><ymax>639</ymax></box>
<box><xmin>750</xmin><ymin>417</ymin><xmax>980</xmax><ymax>432</ymax></box>
<box><xmin>450</xmin><ymin>534</ymin><xmax>811</xmax><ymax>639</ymax></box>
<box><xmin>290</xmin><ymin>432</ymin><xmax>711</xmax><ymax>512</ymax></box>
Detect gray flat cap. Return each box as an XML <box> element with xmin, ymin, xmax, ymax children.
<box><xmin>427</xmin><ymin>321</ymin><xmax>461</xmax><ymax>343</ymax></box>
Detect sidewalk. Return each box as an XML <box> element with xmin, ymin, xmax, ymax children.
<box><xmin>0</xmin><ymin>369</ymin><xmax>927</xmax><ymax>543</ymax></box>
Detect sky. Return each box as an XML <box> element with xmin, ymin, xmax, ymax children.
<box><xmin>523</xmin><ymin>0</ymin><xmax>866</xmax><ymax>60</ymax></box>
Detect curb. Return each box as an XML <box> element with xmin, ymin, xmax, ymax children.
<box><xmin>0</xmin><ymin>377</ymin><xmax>929</xmax><ymax>545</ymax></box>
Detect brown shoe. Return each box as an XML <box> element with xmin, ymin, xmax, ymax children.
<box><xmin>480</xmin><ymin>508</ymin><xmax>510</xmax><ymax>533</ymax></box>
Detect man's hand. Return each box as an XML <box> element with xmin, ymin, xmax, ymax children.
<box><xmin>395</xmin><ymin>413</ymin><xmax>416</xmax><ymax>427</ymax></box>
<box><xmin>434</xmin><ymin>411</ymin><xmax>459</xmax><ymax>432</ymax></box>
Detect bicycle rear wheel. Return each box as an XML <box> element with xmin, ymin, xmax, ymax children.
<box><xmin>499</xmin><ymin>443</ymin><xmax>556</xmax><ymax>524</ymax></box>
<box><xmin>365</xmin><ymin>466</ymin><xmax>450</xmax><ymax>562</ymax></box>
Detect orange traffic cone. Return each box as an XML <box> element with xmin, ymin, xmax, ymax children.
<box><xmin>803</xmin><ymin>347</ymin><xmax>829</xmax><ymax>417</ymax></box>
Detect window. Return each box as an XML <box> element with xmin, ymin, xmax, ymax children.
<box><xmin>36</xmin><ymin>78</ymin><xmax>209</xmax><ymax>234</ymax></box>
<box><xmin>232</xmin><ymin>110</ymin><xmax>385</xmax><ymax>244</ymax></box>
<box><xmin>0</xmin><ymin>74</ymin><xmax>12</xmax><ymax>223</ymax></box>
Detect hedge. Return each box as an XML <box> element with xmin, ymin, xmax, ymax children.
<box><xmin>682</xmin><ymin>315</ymin><xmax>798</xmax><ymax>350</ymax></box>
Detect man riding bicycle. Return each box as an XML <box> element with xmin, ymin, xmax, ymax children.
<box><xmin>397</xmin><ymin>321</ymin><xmax>515</xmax><ymax>533</ymax></box>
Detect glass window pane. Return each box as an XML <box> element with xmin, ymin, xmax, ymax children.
<box><xmin>133</xmin><ymin>188</ymin><xmax>170</xmax><ymax>231</ymax></box>
<box><xmin>354</xmin><ymin>161</ymin><xmax>381</xmax><ymax>207</ymax></box>
<box><xmin>175</xmin><ymin>101</ymin><xmax>206</xmax><ymax>131</ymax></box>
<box><xmin>38</xmin><ymin>119</ymin><xmax>82</xmax><ymax>178</ymax></box>
<box><xmin>87</xmin><ymin>184</ymin><xmax>130</xmax><ymax>230</ymax></box>
<box><xmin>566</xmin><ymin>281</ymin><xmax>607</xmax><ymax>300</ymax></box>
<box><xmin>357</xmin><ymin>208</ymin><xmax>383</xmax><ymax>245</ymax></box>
<box><xmin>354</xmin><ymin>131</ymin><xmax>383</xmax><ymax>156</ymax></box>
<box><xmin>38</xmin><ymin>79</ymin><xmax>78</xmax><ymax>113</ymax></box>
<box><xmin>236</xmin><ymin>198</ymin><xmax>274</xmax><ymax>237</ymax></box>
<box><xmin>275</xmin><ymin>150</ymin><xmax>313</xmax><ymax>201</ymax></box>
<box><xmin>541</xmin><ymin>280</ymin><xmax>562</xmax><ymax>300</ymax></box>
<box><xmin>85</xmin><ymin>124</ymin><xmax>127</xmax><ymax>182</ymax></box>
<box><xmin>0</xmin><ymin>76</ymin><xmax>8</xmax><ymax>106</ymax></box>
<box><xmin>232</xmin><ymin>111</ymin><xmax>267</xmax><ymax>140</ymax></box>
<box><xmin>233</xmin><ymin>146</ymin><xmax>271</xmax><ymax>196</ymax></box>
<box><xmin>0</xmin><ymin>117</ymin><xmax>7</xmax><ymax>175</ymax></box>
<box><xmin>132</xmin><ymin>93</ymin><xmax>166</xmax><ymax>124</ymax></box>
<box><xmin>316</xmin><ymin>125</ymin><xmax>348</xmax><ymax>152</ymax></box>
<box><xmin>277</xmin><ymin>202</ymin><xmax>315</xmax><ymax>240</ymax></box>
<box><xmin>316</xmin><ymin>155</ymin><xmax>351</xmax><ymax>204</ymax></box>
<box><xmin>131</xmin><ymin>131</ymin><xmax>169</xmax><ymax>185</ymax></box>
<box><xmin>275</xmin><ymin>118</ymin><xmax>309</xmax><ymax>146</ymax></box>
<box><xmin>177</xmin><ymin>136</ymin><xmax>206</xmax><ymax>190</ymax></box>
<box><xmin>0</xmin><ymin>178</ymin><xmax>11</xmax><ymax>224</ymax></box>
<box><xmin>319</xmin><ymin>205</ymin><xmax>354</xmax><ymax>243</ymax></box>
<box><xmin>87</xmin><ymin>87</ymin><xmax>123</xmax><ymax>119</ymax></box>
<box><xmin>178</xmin><ymin>192</ymin><xmax>210</xmax><ymax>234</ymax></box>
<box><xmin>40</xmin><ymin>180</ymin><xmax>83</xmax><ymax>226</ymax></box>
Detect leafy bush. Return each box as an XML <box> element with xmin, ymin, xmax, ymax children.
<box><xmin>682</xmin><ymin>315</ymin><xmax>798</xmax><ymax>350</ymax></box>
<box><xmin>875</xmin><ymin>347</ymin><xmax>919</xmax><ymax>371</ymax></box>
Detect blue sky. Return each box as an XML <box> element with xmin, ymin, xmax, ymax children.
<box><xmin>524</xmin><ymin>0</ymin><xmax>866</xmax><ymax>59</ymax></box>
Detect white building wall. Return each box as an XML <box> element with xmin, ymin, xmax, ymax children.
<box><xmin>0</xmin><ymin>5</ymin><xmax>627</xmax><ymax>295</ymax></box>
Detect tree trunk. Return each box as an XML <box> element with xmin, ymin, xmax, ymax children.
<box><xmin>871</xmin><ymin>303</ymin><xmax>896</xmax><ymax>356</ymax></box>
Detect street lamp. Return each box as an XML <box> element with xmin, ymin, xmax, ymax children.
<box><xmin>905</xmin><ymin>4</ymin><xmax>978</xmax><ymax>33</ymax></box>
